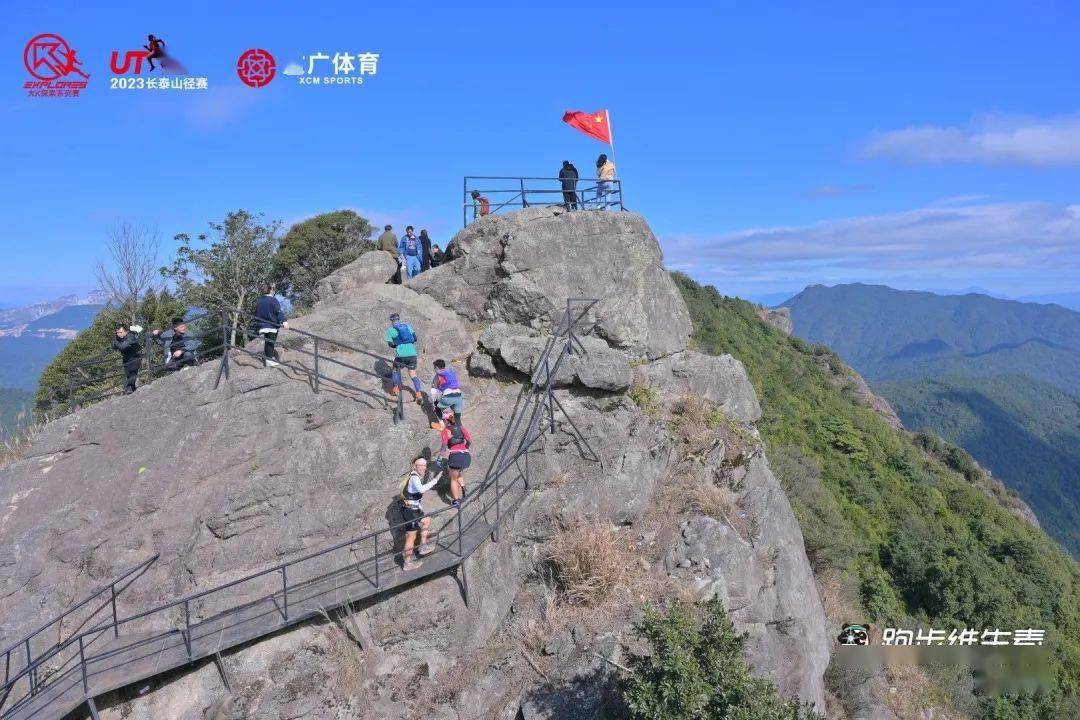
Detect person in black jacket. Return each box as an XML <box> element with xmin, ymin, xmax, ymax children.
<box><xmin>112</xmin><ymin>324</ymin><xmax>143</xmax><ymax>394</ymax></box>
<box><xmin>419</xmin><ymin>230</ymin><xmax>434</xmax><ymax>272</ymax></box>
<box><xmin>254</xmin><ymin>283</ymin><xmax>288</xmax><ymax>366</ymax></box>
<box><xmin>429</xmin><ymin>243</ymin><xmax>444</xmax><ymax>268</ymax></box>
<box><xmin>559</xmin><ymin>160</ymin><xmax>579</xmax><ymax>210</ymax></box>
<box><xmin>152</xmin><ymin>319</ymin><xmax>198</xmax><ymax>371</ymax></box>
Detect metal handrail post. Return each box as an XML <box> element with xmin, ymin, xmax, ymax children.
<box><xmin>78</xmin><ymin>635</ymin><xmax>87</xmax><ymax>694</ymax></box>
<box><xmin>457</xmin><ymin>505</ymin><xmax>464</xmax><ymax>557</ymax></box>
<box><xmin>313</xmin><ymin>337</ymin><xmax>320</xmax><ymax>393</ymax></box>
<box><xmin>23</xmin><ymin>640</ymin><xmax>32</xmax><ymax>695</ymax></box>
<box><xmin>110</xmin><ymin>584</ymin><xmax>119</xmax><ymax>639</ymax></box>
<box><xmin>463</xmin><ymin>177</ymin><xmax>467</xmax><ymax>228</ymax></box>
<box><xmin>143</xmin><ymin>330</ymin><xmax>152</xmax><ymax>384</ymax></box>
<box><xmin>183</xmin><ymin>600</ymin><xmax>192</xmax><ymax>659</ymax></box>
<box><xmin>281</xmin><ymin>567</ymin><xmax>288</xmax><ymax>621</ymax></box>
<box><xmin>520</xmin><ymin>178</ymin><xmax>527</xmax><ymax>208</ymax></box>
<box><xmin>373</xmin><ymin>531</ymin><xmax>380</xmax><ymax>587</ymax></box>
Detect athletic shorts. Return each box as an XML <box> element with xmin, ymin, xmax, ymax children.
<box><xmin>448</xmin><ymin>451</ymin><xmax>471</xmax><ymax>470</ymax></box>
<box><xmin>393</xmin><ymin>355</ymin><xmax>418</xmax><ymax>370</ymax></box>
<box><xmin>401</xmin><ymin>504</ymin><xmax>425</xmax><ymax>532</ymax></box>
<box><xmin>437</xmin><ymin>393</ymin><xmax>464</xmax><ymax>416</ymax></box>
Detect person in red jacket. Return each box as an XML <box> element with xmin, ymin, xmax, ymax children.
<box><xmin>438</xmin><ymin>410</ymin><xmax>472</xmax><ymax>505</ymax></box>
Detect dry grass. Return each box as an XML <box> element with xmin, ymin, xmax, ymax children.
<box><xmin>661</xmin><ymin>474</ymin><xmax>755</xmax><ymax>540</ymax></box>
<box><xmin>541</xmin><ymin>518</ymin><xmax>633</xmax><ymax>607</ymax></box>
<box><xmin>0</xmin><ymin>422</ymin><xmax>42</xmax><ymax>471</ymax></box>
<box><xmin>316</xmin><ymin>605</ymin><xmax>368</xmax><ymax>697</ymax></box>
<box><xmin>818</xmin><ymin>571</ymin><xmax>863</xmax><ymax>629</ymax></box>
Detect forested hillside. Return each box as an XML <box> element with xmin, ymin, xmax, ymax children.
<box><xmin>676</xmin><ymin>274</ymin><xmax>1080</xmax><ymax>719</ymax></box>
<box><xmin>879</xmin><ymin>375</ymin><xmax>1080</xmax><ymax>556</ymax></box>
<box><xmin>782</xmin><ymin>283</ymin><xmax>1080</xmax><ymax>557</ymax></box>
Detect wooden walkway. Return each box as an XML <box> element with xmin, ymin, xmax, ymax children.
<box><xmin>3</xmin><ymin>519</ymin><xmax>493</xmax><ymax>720</ymax></box>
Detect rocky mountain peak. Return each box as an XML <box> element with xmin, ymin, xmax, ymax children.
<box><xmin>0</xmin><ymin>208</ymin><xmax>829</xmax><ymax>719</ymax></box>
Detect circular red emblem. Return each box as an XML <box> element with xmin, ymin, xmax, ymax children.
<box><xmin>24</xmin><ymin>33</ymin><xmax>75</xmax><ymax>80</ymax></box>
<box><xmin>237</xmin><ymin>48</ymin><xmax>275</xmax><ymax>88</ymax></box>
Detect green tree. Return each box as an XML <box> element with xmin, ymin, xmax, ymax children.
<box><xmin>622</xmin><ymin>598</ymin><xmax>822</xmax><ymax>719</ymax></box>
<box><xmin>35</xmin><ymin>291</ymin><xmax>187</xmax><ymax>414</ymax></box>
<box><xmin>162</xmin><ymin>210</ymin><xmax>280</xmax><ymax>337</ymax></box>
<box><xmin>273</xmin><ymin>209</ymin><xmax>375</xmax><ymax>308</ymax></box>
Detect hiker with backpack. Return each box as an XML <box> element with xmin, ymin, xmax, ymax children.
<box><xmin>385</xmin><ymin>312</ymin><xmax>424</xmax><ymax>401</ymax></box>
<box><xmin>399</xmin><ymin>456</ymin><xmax>438</xmax><ymax>571</ymax></box>
<box><xmin>398</xmin><ymin>226</ymin><xmax>424</xmax><ymax>279</ymax></box>
<box><xmin>428</xmin><ymin>358</ymin><xmax>464</xmax><ymax>426</ymax></box>
<box><xmin>470</xmin><ymin>190</ymin><xmax>491</xmax><ymax>220</ymax></box>
<box><xmin>437</xmin><ymin>410</ymin><xmax>472</xmax><ymax>505</ymax></box>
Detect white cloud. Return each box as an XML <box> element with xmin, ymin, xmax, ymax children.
<box><xmin>863</xmin><ymin>114</ymin><xmax>1080</xmax><ymax>166</ymax></box>
<box><xmin>662</xmin><ymin>202</ymin><xmax>1080</xmax><ymax>297</ymax></box>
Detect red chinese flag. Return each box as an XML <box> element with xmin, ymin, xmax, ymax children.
<box><xmin>562</xmin><ymin>109</ymin><xmax>612</xmax><ymax>145</ymax></box>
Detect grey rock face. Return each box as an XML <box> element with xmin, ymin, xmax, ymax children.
<box><xmin>478</xmin><ymin>323</ymin><xmax>632</xmax><ymax>392</ymax></box>
<box><xmin>410</xmin><ymin>207</ymin><xmax>691</xmax><ymax>359</ymax></box>
<box><xmin>0</xmin><ymin>207</ymin><xmax>830</xmax><ymax>719</ymax></box>
<box><xmin>755</xmin><ymin>305</ymin><xmax>793</xmax><ymax>336</ymax></box>
<box><xmin>634</xmin><ymin>350</ymin><xmax>762</xmax><ymax>423</ymax></box>
<box><xmin>316</xmin><ymin>250</ymin><xmax>398</xmax><ymax>301</ymax></box>
<box><xmin>664</xmin><ymin>454</ymin><xmax>830</xmax><ymax>710</ymax></box>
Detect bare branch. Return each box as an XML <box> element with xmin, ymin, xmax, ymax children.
<box><xmin>96</xmin><ymin>221</ymin><xmax>162</xmax><ymax>322</ymax></box>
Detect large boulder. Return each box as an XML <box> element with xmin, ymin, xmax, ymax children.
<box><xmin>478</xmin><ymin>323</ymin><xmax>632</xmax><ymax>392</ymax></box>
<box><xmin>409</xmin><ymin>207</ymin><xmax>691</xmax><ymax>360</ymax></box>
<box><xmin>316</xmin><ymin>250</ymin><xmax>398</xmax><ymax>301</ymax></box>
<box><xmin>634</xmin><ymin>350</ymin><xmax>762</xmax><ymax>423</ymax></box>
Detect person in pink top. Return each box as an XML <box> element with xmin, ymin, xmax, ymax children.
<box><xmin>438</xmin><ymin>410</ymin><xmax>472</xmax><ymax>505</ymax></box>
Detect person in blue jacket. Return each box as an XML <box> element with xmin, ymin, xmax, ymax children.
<box><xmin>398</xmin><ymin>226</ymin><xmax>424</xmax><ymax>279</ymax></box>
<box><xmin>254</xmin><ymin>283</ymin><xmax>288</xmax><ymax>366</ymax></box>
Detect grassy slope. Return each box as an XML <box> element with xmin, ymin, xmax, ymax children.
<box><xmin>878</xmin><ymin>375</ymin><xmax>1080</xmax><ymax>557</ymax></box>
<box><xmin>675</xmin><ymin>274</ymin><xmax>1079</xmax><ymax>716</ymax></box>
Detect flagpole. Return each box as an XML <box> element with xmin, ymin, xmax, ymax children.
<box><xmin>606</xmin><ymin>109</ymin><xmax>620</xmax><ymax>207</ymax></box>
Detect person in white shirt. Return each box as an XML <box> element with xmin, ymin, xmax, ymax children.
<box><xmin>399</xmin><ymin>457</ymin><xmax>439</xmax><ymax>570</ymax></box>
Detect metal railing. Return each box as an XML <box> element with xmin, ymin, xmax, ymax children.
<box><xmin>36</xmin><ymin>311</ymin><xmax>224</xmax><ymax>416</ymax></box>
<box><xmin>0</xmin><ymin>555</ymin><xmax>158</xmax><ymax>710</ymax></box>
<box><xmin>0</xmin><ymin>299</ymin><xmax>600</xmax><ymax>720</ymax></box>
<box><xmin>463</xmin><ymin>176</ymin><xmax>624</xmax><ymax>226</ymax></box>
<box><xmin>219</xmin><ymin>309</ymin><xmax>407</xmax><ymax>424</ymax></box>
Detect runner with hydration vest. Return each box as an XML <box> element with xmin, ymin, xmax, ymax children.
<box><xmin>438</xmin><ymin>410</ymin><xmax>472</xmax><ymax>505</ymax></box>
<box><xmin>385</xmin><ymin>313</ymin><xmax>424</xmax><ymax>401</ymax></box>
<box><xmin>428</xmin><ymin>358</ymin><xmax>464</xmax><ymax>426</ymax></box>
<box><xmin>399</xmin><ymin>457</ymin><xmax>438</xmax><ymax>571</ymax></box>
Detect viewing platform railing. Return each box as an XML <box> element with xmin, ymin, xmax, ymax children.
<box><xmin>462</xmin><ymin>176</ymin><xmax>623</xmax><ymax>226</ymax></box>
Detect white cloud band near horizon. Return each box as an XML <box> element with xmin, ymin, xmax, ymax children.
<box><xmin>863</xmin><ymin>113</ymin><xmax>1080</xmax><ymax>166</ymax></box>
<box><xmin>662</xmin><ymin>201</ymin><xmax>1080</xmax><ymax>298</ymax></box>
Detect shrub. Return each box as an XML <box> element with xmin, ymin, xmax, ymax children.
<box><xmin>621</xmin><ymin>598</ymin><xmax>823</xmax><ymax>719</ymax></box>
<box><xmin>541</xmin><ymin>518</ymin><xmax>630</xmax><ymax>606</ymax></box>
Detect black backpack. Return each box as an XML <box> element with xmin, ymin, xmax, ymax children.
<box><xmin>448</xmin><ymin>424</ymin><xmax>469</xmax><ymax>449</ymax></box>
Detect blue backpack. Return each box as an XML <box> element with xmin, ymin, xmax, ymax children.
<box><xmin>392</xmin><ymin>322</ymin><xmax>416</xmax><ymax>344</ymax></box>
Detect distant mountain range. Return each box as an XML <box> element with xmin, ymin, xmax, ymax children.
<box><xmin>0</xmin><ymin>293</ymin><xmax>104</xmax><ymax>438</ymax></box>
<box><xmin>783</xmin><ymin>283</ymin><xmax>1080</xmax><ymax>556</ymax></box>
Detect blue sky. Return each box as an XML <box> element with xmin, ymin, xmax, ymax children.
<box><xmin>2</xmin><ymin>1</ymin><xmax>1079</xmax><ymax>305</ymax></box>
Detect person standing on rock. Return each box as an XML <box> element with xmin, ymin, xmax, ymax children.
<box><xmin>438</xmin><ymin>410</ymin><xmax>472</xmax><ymax>505</ymax></box>
<box><xmin>399</xmin><ymin>456</ymin><xmax>438</xmax><ymax>571</ymax></box>
<box><xmin>386</xmin><ymin>313</ymin><xmax>424</xmax><ymax>401</ymax></box>
<box><xmin>596</xmin><ymin>153</ymin><xmax>616</xmax><ymax>209</ymax></box>
<box><xmin>254</xmin><ymin>283</ymin><xmax>288</xmax><ymax>367</ymax></box>
<box><xmin>112</xmin><ymin>324</ymin><xmax>143</xmax><ymax>394</ymax></box>
<box><xmin>419</xmin><ymin>229</ymin><xmax>434</xmax><ymax>273</ymax></box>
<box><xmin>398</xmin><ymin>226</ymin><xmax>424</xmax><ymax>279</ymax></box>
<box><xmin>377</xmin><ymin>224</ymin><xmax>402</xmax><ymax>284</ymax></box>
<box><xmin>428</xmin><ymin>359</ymin><xmax>464</xmax><ymax>426</ymax></box>
<box><xmin>559</xmin><ymin>160</ymin><xmax>579</xmax><ymax>210</ymax></box>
